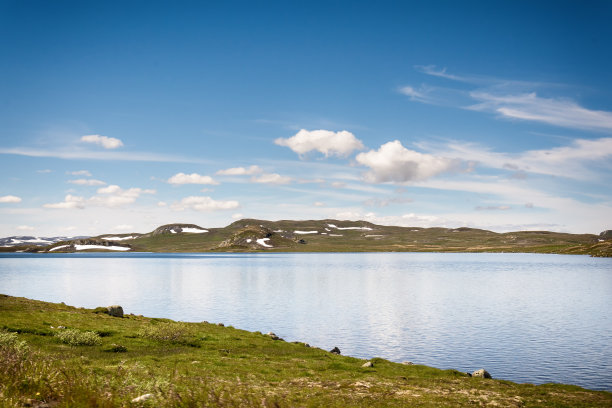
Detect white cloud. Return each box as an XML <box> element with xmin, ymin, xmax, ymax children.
<box><xmin>314</xmin><ymin>202</ymin><xmax>325</xmax><ymax>207</ymax></box>
<box><xmin>0</xmin><ymin>195</ymin><xmax>22</xmax><ymax>203</ymax></box>
<box><xmin>216</xmin><ymin>165</ymin><xmax>262</xmax><ymax>175</ymax></box>
<box><xmin>157</xmin><ymin>201</ymin><xmax>168</xmax><ymax>207</ymax></box>
<box><xmin>68</xmin><ymin>170</ymin><xmax>92</xmax><ymax>177</ymax></box>
<box><xmin>43</xmin><ymin>194</ymin><xmax>86</xmax><ymax>209</ymax></box>
<box><xmin>251</xmin><ymin>173</ymin><xmax>292</xmax><ymax>184</ymax></box>
<box><xmin>232</xmin><ymin>213</ymin><xmax>244</xmax><ymax>219</ymax></box>
<box><xmin>80</xmin><ymin>134</ymin><xmax>124</xmax><ymax>149</ymax></box>
<box><xmin>171</xmin><ymin>196</ymin><xmax>240</xmax><ymax>211</ymax></box>
<box><xmin>469</xmin><ymin>92</ymin><xmax>612</xmax><ymax>131</ymax></box>
<box><xmin>168</xmin><ymin>172</ymin><xmax>219</xmax><ymax>185</ymax></box>
<box><xmin>399</xmin><ymin>86</ymin><xmax>425</xmax><ymax>99</ymax></box>
<box><xmin>275</xmin><ymin>129</ymin><xmax>364</xmax><ymax>157</ymax></box>
<box><xmin>68</xmin><ymin>179</ymin><xmax>106</xmax><ymax>186</ymax></box>
<box><xmin>330</xmin><ymin>181</ymin><xmax>346</xmax><ymax>189</ymax></box>
<box><xmin>17</xmin><ymin>225</ymin><xmax>35</xmax><ymax>231</ymax></box>
<box><xmin>433</xmin><ymin>137</ymin><xmax>612</xmax><ymax>180</ymax></box>
<box><xmin>356</xmin><ymin>140</ymin><xmax>462</xmax><ymax>183</ymax></box>
<box><xmin>475</xmin><ymin>205</ymin><xmax>512</xmax><ymax>211</ymax></box>
<box><xmin>90</xmin><ymin>185</ymin><xmax>156</xmax><ymax>207</ymax></box>
<box><xmin>112</xmin><ymin>224</ymin><xmax>133</xmax><ymax>231</ymax></box>
<box><xmin>43</xmin><ymin>186</ymin><xmax>155</xmax><ymax>209</ymax></box>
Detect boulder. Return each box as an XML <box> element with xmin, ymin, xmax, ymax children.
<box><xmin>362</xmin><ymin>361</ymin><xmax>374</xmax><ymax>368</ymax></box>
<box><xmin>107</xmin><ymin>305</ymin><xmax>123</xmax><ymax>318</ymax></box>
<box><xmin>330</xmin><ymin>346</ymin><xmax>341</xmax><ymax>355</ymax></box>
<box><xmin>401</xmin><ymin>361</ymin><xmax>413</xmax><ymax>365</ymax></box>
<box><xmin>472</xmin><ymin>369</ymin><xmax>492</xmax><ymax>379</ymax></box>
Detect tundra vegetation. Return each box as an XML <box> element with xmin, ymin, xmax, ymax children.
<box><xmin>4</xmin><ymin>219</ymin><xmax>611</xmax><ymax>257</ymax></box>
<box><xmin>1</xmin><ymin>295</ymin><xmax>610</xmax><ymax>407</ymax></box>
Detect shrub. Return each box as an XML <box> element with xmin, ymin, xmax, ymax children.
<box><xmin>56</xmin><ymin>329</ymin><xmax>102</xmax><ymax>346</ymax></box>
<box><xmin>0</xmin><ymin>330</ymin><xmax>29</xmax><ymax>354</ymax></box>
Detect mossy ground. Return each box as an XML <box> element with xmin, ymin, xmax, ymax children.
<box><xmin>1</xmin><ymin>295</ymin><xmax>611</xmax><ymax>407</ymax></box>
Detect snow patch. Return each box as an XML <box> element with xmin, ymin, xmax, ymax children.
<box><xmin>329</xmin><ymin>234</ymin><xmax>343</xmax><ymax>237</ymax></box>
<box><xmin>74</xmin><ymin>245</ymin><xmax>130</xmax><ymax>251</ymax></box>
<box><xmin>365</xmin><ymin>235</ymin><xmax>384</xmax><ymax>237</ymax></box>
<box><xmin>327</xmin><ymin>223</ymin><xmax>372</xmax><ymax>231</ymax></box>
<box><xmin>170</xmin><ymin>230</ymin><xmax>177</xmax><ymax>234</ymax></box>
<box><xmin>181</xmin><ymin>227</ymin><xmax>208</xmax><ymax>233</ymax></box>
<box><xmin>49</xmin><ymin>245</ymin><xmax>70</xmax><ymax>252</ymax></box>
<box><xmin>294</xmin><ymin>231</ymin><xmax>318</xmax><ymax>235</ymax></box>
<box><xmin>256</xmin><ymin>238</ymin><xmax>272</xmax><ymax>248</ymax></box>
<box><xmin>246</xmin><ymin>239</ymin><xmax>252</xmax><ymax>243</ymax></box>
<box><xmin>103</xmin><ymin>236</ymin><xmax>135</xmax><ymax>241</ymax></box>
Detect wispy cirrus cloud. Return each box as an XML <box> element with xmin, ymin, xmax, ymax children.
<box><xmin>43</xmin><ymin>185</ymin><xmax>155</xmax><ymax>209</ymax></box>
<box><xmin>403</xmin><ymin>66</ymin><xmax>612</xmax><ymax>132</ymax></box>
<box><xmin>424</xmin><ymin>137</ymin><xmax>612</xmax><ymax>180</ymax></box>
<box><xmin>0</xmin><ymin>146</ymin><xmax>208</xmax><ymax>163</ymax></box>
<box><xmin>469</xmin><ymin>92</ymin><xmax>612</xmax><ymax>132</ymax></box>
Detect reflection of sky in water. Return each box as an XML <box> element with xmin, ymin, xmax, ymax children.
<box><xmin>1</xmin><ymin>252</ymin><xmax>611</xmax><ymax>391</ymax></box>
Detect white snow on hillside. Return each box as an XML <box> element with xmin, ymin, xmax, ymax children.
<box><xmin>294</xmin><ymin>231</ymin><xmax>318</xmax><ymax>234</ymax></box>
<box><xmin>74</xmin><ymin>245</ymin><xmax>130</xmax><ymax>251</ymax></box>
<box><xmin>103</xmin><ymin>236</ymin><xmax>136</xmax><ymax>241</ymax></box>
<box><xmin>49</xmin><ymin>245</ymin><xmax>70</xmax><ymax>252</ymax></box>
<box><xmin>181</xmin><ymin>227</ymin><xmax>208</xmax><ymax>233</ymax></box>
<box><xmin>256</xmin><ymin>238</ymin><xmax>272</xmax><ymax>247</ymax></box>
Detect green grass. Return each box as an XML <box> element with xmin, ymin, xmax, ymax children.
<box><xmin>1</xmin><ymin>295</ymin><xmax>611</xmax><ymax>407</ymax></box>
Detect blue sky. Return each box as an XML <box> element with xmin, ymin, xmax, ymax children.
<box><xmin>1</xmin><ymin>1</ymin><xmax>611</xmax><ymax>236</ymax></box>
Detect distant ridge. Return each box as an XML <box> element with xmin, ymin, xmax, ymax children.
<box><xmin>1</xmin><ymin>219</ymin><xmax>610</xmax><ymax>257</ymax></box>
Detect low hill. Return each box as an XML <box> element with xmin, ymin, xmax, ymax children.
<box><xmin>1</xmin><ymin>295</ymin><xmax>610</xmax><ymax>406</ymax></box>
<box><xmin>5</xmin><ymin>219</ymin><xmax>611</xmax><ymax>256</ymax></box>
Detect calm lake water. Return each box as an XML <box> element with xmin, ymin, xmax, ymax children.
<box><xmin>1</xmin><ymin>252</ymin><xmax>611</xmax><ymax>391</ymax></box>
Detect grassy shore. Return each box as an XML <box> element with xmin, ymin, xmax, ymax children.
<box><xmin>1</xmin><ymin>295</ymin><xmax>610</xmax><ymax>407</ymax></box>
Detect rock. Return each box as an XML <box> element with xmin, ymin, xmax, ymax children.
<box><xmin>401</xmin><ymin>361</ymin><xmax>413</xmax><ymax>365</ymax></box>
<box><xmin>330</xmin><ymin>346</ymin><xmax>341</xmax><ymax>355</ymax></box>
<box><xmin>266</xmin><ymin>332</ymin><xmax>280</xmax><ymax>340</ymax></box>
<box><xmin>472</xmin><ymin>369</ymin><xmax>492</xmax><ymax>379</ymax></box>
<box><xmin>107</xmin><ymin>305</ymin><xmax>123</xmax><ymax>318</ymax></box>
<box><xmin>362</xmin><ymin>361</ymin><xmax>374</xmax><ymax>367</ymax></box>
<box><xmin>217</xmin><ymin>323</ymin><xmax>224</xmax><ymax>327</ymax></box>
<box><xmin>131</xmin><ymin>393</ymin><xmax>154</xmax><ymax>403</ymax></box>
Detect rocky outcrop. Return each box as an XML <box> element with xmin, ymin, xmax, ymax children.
<box><xmin>150</xmin><ymin>224</ymin><xmax>207</xmax><ymax>235</ymax></box>
<box><xmin>472</xmin><ymin>369</ymin><xmax>492</xmax><ymax>379</ymax></box>
<box><xmin>600</xmin><ymin>230</ymin><xmax>612</xmax><ymax>240</ymax></box>
<box><xmin>107</xmin><ymin>305</ymin><xmax>124</xmax><ymax>318</ymax></box>
<box><xmin>330</xmin><ymin>347</ymin><xmax>341</xmax><ymax>355</ymax></box>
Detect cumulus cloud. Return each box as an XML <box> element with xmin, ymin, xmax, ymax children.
<box><xmin>80</xmin><ymin>134</ymin><xmax>124</xmax><ymax>149</ymax></box>
<box><xmin>216</xmin><ymin>165</ymin><xmax>262</xmax><ymax>175</ymax></box>
<box><xmin>251</xmin><ymin>173</ymin><xmax>292</xmax><ymax>184</ymax></box>
<box><xmin>356</xmin><ymin>140</ymin><xmax>462</xmax><ymax>183</ymax></box>
<box><xmin>168</xmin><ymin>172</ymin><xmax>219</xmax><ymax>185</ymax></box>
<box><xmin>68</xmin><ymin>179</ymin><xmax>106</xmax><ymax>186</ymax></box>
<box><xmin>275</xmin><ymin>129</ymin><xmax>364</xmax><ymax>157</ymax></box>
<box><xmin>171</xmin><ymin>196</ymin><xmax>240</xmax><ymax>211</ymax></box>
<box><xmin>0</xmin><ymin>195</ymin><xmax>22</xmax><ymax>203</ymax></box>
<box><xmin>43</xmin><ymin>194</ymin><xmax>86</xmax><ymax>209</ymax></box>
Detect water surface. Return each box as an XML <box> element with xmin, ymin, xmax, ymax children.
<box><xmin>1</xmin><ymin>252</ymin><xmax>610</xmax><ymax>391</ymax></box>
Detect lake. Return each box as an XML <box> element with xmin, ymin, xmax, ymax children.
<box><xmin>1</xmin><ymin>252</ymin><xmax>611</xmax><ymax>391</ymax></box>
